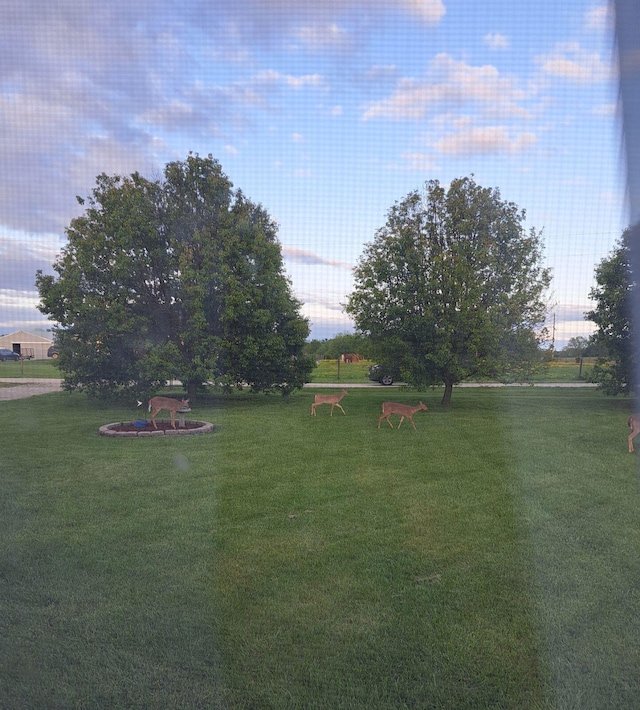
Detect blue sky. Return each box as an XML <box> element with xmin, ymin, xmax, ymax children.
<box><xmin>0</xmin><ymin>0</ymin><xmax>626</xmax><ymax>345</ymax></box>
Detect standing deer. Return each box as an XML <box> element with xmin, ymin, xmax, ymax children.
<box><xmin>378</xmin><ymin>401</ymin><xmax>428</xmax><ymax>430</ymax></box>
<box><xmin>628</xmin><ymin>414</ymin><xmax>640</xmax><ymax>452</ymax></box>
<box><xmin>148</xmin><ymin>396</ymin><xmax>190</xmax><ymax>429</ymax></box>
<box><xmin>311</xmin><ymin>389</ymin><xmax>348</xmax><ymax>416</ymax></box>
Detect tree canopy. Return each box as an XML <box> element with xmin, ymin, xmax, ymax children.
<box><xmin>346</xmin><ymin>176</ymin><xmax>551</xmax><ymax>405</ymax></box>
<box><xmin>586</xmin><ymin>229</ymin><xmax>635</xmax><ymax>395</ymax></box>
<box><xmin>36</xmin><ymin>154</ymin><xmax>313</xmax><ymax>399</ymax></box>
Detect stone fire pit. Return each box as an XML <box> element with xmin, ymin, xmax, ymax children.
<box><xmin>98</xmin><ymin>420</ymin><xmax>214</xmax><ymax>437</ymax></box>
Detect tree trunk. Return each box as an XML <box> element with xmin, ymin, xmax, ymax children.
<box><xmin>187</xmin><ymin>381</ymin><xmax>198</xmax><ymax>404</ymax></box>
<box><xmin>441</xmin><ymin>380</ymin><xmax>453</xmax><ymax>407</ymax></box>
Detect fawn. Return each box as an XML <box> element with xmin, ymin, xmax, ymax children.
<box><xmin>378</xmin><ymin>401</ymin><xmax>428</xmax><ymax>430</ymax></box>
<box><xmin>311</xmin><ymin>389</ymin><xmax>348</xmax><ymax>416</ymax></box>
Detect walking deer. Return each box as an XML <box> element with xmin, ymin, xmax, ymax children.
<box><xmin>628</xmin><ymin>414</ymin><xmax>640</xmax><ymax>452</ymax></box>
<box><xmin>148</xmin><ymin>396</ymin><xmax>190</xmax><ymax>429</ymax></box>
<box><xmin>378</xmin><ymin>401</ymin><xmax>428</xmax><ymax>430</ymax></box>
<box><xmin>311</xmin><ymin>389</ymin><xmax>348</xmax><ymax>416</ymax></box>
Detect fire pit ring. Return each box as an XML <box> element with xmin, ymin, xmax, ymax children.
<box><xmin>98</xmin><ymin>420</ymin><xmax>214</xmax><ymax>437</ymax></box>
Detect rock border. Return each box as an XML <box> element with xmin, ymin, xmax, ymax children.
<box><xmin>98</xmin><ymin>420</ymin><xmax>214</xmax><ymax>437</ymax></box>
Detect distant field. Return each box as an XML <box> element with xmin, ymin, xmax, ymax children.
<box><xmin>0</xmin><ymin>356</ymin><xmax>596</xmax><ymax>385</ymax></box>
<box><xmin>311</xmin><ymin>358</ymin><xmax>374</xmax><ymax>382</ymax></box>
<box><xmin>2</xmin><ymin>387</ymin><xmax>639</xmax><ymax>708</ymax></box>
<box><xmin>310</xmin><ymin>357</ymin><xmax>596</xmax><ymax>384</ymax></box>
<box><xmin>529</xmin><ymin>357</ymin><xmax>596</xmax><ymax>382</ymax></box>
<box><xmin>0</xmin><ymin>359</ymin><xmax>59</xmax><ymax>378</ymax></box>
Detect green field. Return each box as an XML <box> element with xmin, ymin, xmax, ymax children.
<box><xmin>2</xmin><ymin>387</ymin><xmax>639</xmax><ymax>708</ymax></box>
<box><xmin>309</xmin><ymin>357</ymin><xmax>595</xmax><ymax>384</ymax></box>
<box><xmin>0</xmin><ymin>359</ymin><xmax>61</xmax><ymax>378</ymax></box>
<box><xmin>0</xmin><ymin>355</ymin><xmax>593</xmax><ymax>384</ymax></box>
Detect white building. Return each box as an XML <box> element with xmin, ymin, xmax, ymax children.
<box><xmin>0</xmin><ymin>330</ymin><xmax>53</xmax><ymax>360</ymax></box>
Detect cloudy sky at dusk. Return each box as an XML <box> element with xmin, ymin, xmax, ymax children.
<box><xmin>1</xmin><ymin>0</ymin><xmax>626</xmax><ymax>344</ymax></box>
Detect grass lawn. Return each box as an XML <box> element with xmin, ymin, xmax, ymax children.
<box><xmin>2</xmin><ymin>387</ymin><xmax>640</xmax><ymax>708</ymax></box>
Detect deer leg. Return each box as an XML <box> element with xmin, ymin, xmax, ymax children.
<box><xmin>379</xmin><ymin>415</ymin><xmax>393</xmax><ymax>428</ymax></box>
<box><xmin>151</xmin><ymin>410</ymin><xmax>158</xmax><ymax>429</ymax></box>
<box><xmin>408</xmin><ymin>417</ymin><xmax>417</xmax><ymax>431</ymax></box>
<box><xmin>629</xmin><ymin>433</ymin><xmax>636</xmax><ymax>453</ymax></box>
<box><xmin>336</xmin><ymin>404</ymin><xmax>346</xmax><ymax>415</ymax></box>
<box><xmin>397</xmin><ymin>416</ymin><xmax>405</xmax><ymax>429</ymax></box>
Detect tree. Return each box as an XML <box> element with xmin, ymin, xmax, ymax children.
<box><xmin>322</xmin><ymin>332</ymin><xmax>371</xmax><ymax>360</ymax></box>
<box><xmin>585</xmin><ymin>229</ymin><xmax>635</xmax><ymax>395</ymax></box>
<box><xmin>561</xmin><ymin>336</ymin><xmax>589</xmax><ymax>358</ymax></box>
<box><xmin>36</xmin><ymin>154</ymin><xmax>313</xmax><ymax>400</ymax></box>
<box><xmin>345</xmin><ymin>176</ymin><xmax>551</xmax><ymax>406</ymax></box>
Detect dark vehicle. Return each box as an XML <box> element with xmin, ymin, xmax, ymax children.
<box><xmin>368</xmin><ymin>363</ymin><xmax>397</xmax><ymax>386</ymax></box>
<box><xmin>47</xmin><ymin>345</ymin><xmax>59</xmax><ymax>359</ymax></box>
<box><xmin>0</xmin><ymin>348</ymin><xmax>20</xmax><ymax>361</ymax></box>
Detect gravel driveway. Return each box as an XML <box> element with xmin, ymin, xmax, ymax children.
<box><xmin>0</xmin><ymin>379</ymin><xmax>63</xmax><ymax>400</ymax></box>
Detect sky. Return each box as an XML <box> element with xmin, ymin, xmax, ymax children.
<box><xmin>0</xmin><ymin>0</ymin><xmax>627</xmax><ymax>346</ymax></box>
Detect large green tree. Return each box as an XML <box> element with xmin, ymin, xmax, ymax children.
<box><xmin>586</xmin><ymin>229</ymin><xmax>635</xmax><ymax>395</ymax></box>
<box><xmin>346</xmin><ymin>176</ymin><xmax>551</xmax><ymax>405</ymax></box>
<box><xmin>36</xmin><ymin>154</ymin><xmax>312</xmax><ymax>399</ymax></box>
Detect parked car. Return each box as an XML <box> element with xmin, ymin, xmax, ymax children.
<box><xmin>368</xmin><ymin>363</ymin><xmax>397</xmax><ymax>386</ymax></box>
<box><xmin>0</xmin><ymin>348</ymin><xmax>20</xmax><ymax>361</ymax></box>
<box><xmin>47</xmin><ymin>345</ymin><xmax>59</xmax><ymax>359</ymax></box>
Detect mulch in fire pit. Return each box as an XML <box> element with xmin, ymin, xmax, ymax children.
<box><xmin>111</xmin><ymin>420</ymin><xmax>204</xmax><ymax>432</ymax></box>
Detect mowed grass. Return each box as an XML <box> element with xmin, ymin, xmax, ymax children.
<box><xmin>2</xmin><ymin>387</ymin><xmax>640</xmax><ymax>708</ymax></box>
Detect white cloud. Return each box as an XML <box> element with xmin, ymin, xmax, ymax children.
<box><xmin>255</xmin><ymin>70</ymin><xmax>325</xmax><ymax>89</ymax></box>
<box><xmin>283</xmin><ymin>247</ymin><xmax>352</xmax><ymax>270</ymax></box>
<box><xmin>592</xmin><ymin>102</ymin><xmax>617</xmax><ymax>117</ymax></box>
<box><xmin>433</xmin><ymin>126</ymin><xmax>536</xmax><ymax>156</ymax></box>
<box><xmin>362</xmin><ymin>54</ymin><xmax>531</xmax><ymax>121</ymax></box>
<box><xmin>584</xmin><ymin>4</ymin><xmax>613</xmax><ymax>32</ymax></box>
<box><xmin>484</xmin><ymin>33</ymin><xmax>510</xmax><ymax>50</ymax></box>
<box><xmin>0</xmin><ymin>288</ymin><xmax>55</xmax><ymax>333</ymax></box>
<box><xmin>538</xmin><ymin>42</ymin><xmax>613</xmax><ymax>83</ymax></box>
<box><xmin>294</xmin><ymin>23</ymin><xmax>350</xmax><ymax>50</ymax></box>
<box><xmin>397</xmin><ymin>0</ymin><xmax>445</xmax><ymax>23</ymax></box>
<box><xmin>0</xmin><ymin>233</ymin><xmax>63</xmax><ymax>290</ymax></box>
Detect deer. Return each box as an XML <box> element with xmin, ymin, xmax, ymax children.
<box><xmin>378</xmin><ymin>401</ymin><xmax>428</xmax><ymax>430</ymax></box>
<box><xmin>628</xmin><ymin>414</ymin><xmax>640</xmax><ymax>452</ymax></box>
<box><xmin>311</xmin><ymin>389</ymin><xmax>348</xmax><ymax>416</ymax></box>
<box><xmin>148</xmin><ymin>396</ymin><xmax>190</xmax><ymax>429</ymax></box>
